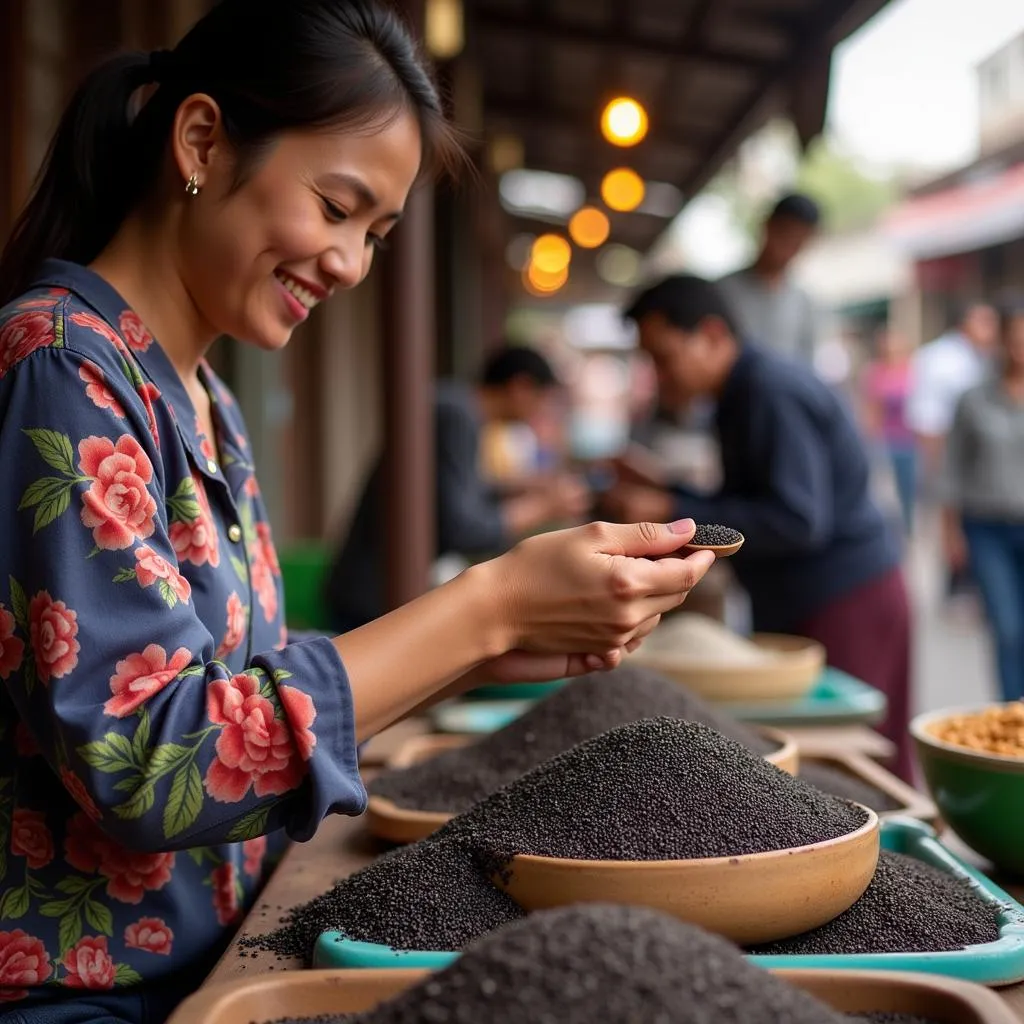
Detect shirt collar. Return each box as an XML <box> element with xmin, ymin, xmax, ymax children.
<box><xmin>31</xmin><ymin>259</ymin><xmax>233</xmax><ymax>479</ymax></box>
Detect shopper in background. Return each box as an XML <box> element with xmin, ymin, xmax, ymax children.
<box><xmin>906</xmin><ymin>301</ymin><xmax>998</xmax><ymax>605</ymax></box>
<box><xmin>717</xmin><ymin>192</ymin><xmax>823</xmax><ymax>363</ymax></box>
<box><xmin>602</xmin><ymin>275</ymin><xmax>913</xmax><ymax>779</ymax></box>
<box><xmin>861</xmin><ymin>326</ymin><xmax>917</xmax><ymax>535</ymax></box>
<box><xmin>325</xmin><ymin>345</ymin><xmax>590</xmax><ymax>632</ymax></box>
<box><xmin>943</xmin><ymin>301</ymin><xmax>1024</xmax><ymax>702</ymax></box>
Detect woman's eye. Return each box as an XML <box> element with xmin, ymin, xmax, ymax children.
<box><xmin>321</xmin><ymin>197</ymin><xmax>347</xmax><ymax>223</ymax></box>
<box><xmin>367</xmin><ymin>234</ymin><xmax>390</xmax><ymax>252</ymax></box>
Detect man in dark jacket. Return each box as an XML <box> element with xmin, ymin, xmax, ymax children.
<box><xmin>603</xmin><ymin>275</ymin><xmax>912</xmax><ymax>777</ymax></box>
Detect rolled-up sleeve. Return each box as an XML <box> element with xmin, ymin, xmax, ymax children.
<box><xmin>0</xmin><ymin>342</ymin><xmax>365</xmax><ymax>852</ymax></box>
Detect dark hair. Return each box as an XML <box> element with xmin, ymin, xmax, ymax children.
<box><xmin>623</xmin><ymin>274</ymin><xmax>739</xmax><ymax>337</ymax></box>
<box><xmin>0</xmin><ymin>0</ymin><xmax>463</xmax><ymax>305</ymax></box>
<box><xmin>768</xmin><ymin>192</ymin><xmax>821</xmax><ymax>226</ymax></box>
<box><xmin>955</xmin><ymin>299</ymin><xmax>996</xmax><ymax>329</ymax></box>
<box><xmin>998</xmin><ymin>298</ymin><xmax>1024</xmax><ymax>338</ymax></box>
<box><xmin>479</xmin><ymin>346</ymin><xmax>559</xmax><ymax>389</ymax></box>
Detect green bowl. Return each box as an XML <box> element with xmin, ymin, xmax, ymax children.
<box><xmin>911</xmin><ymin>704</ymin><xmax>1024</xmax><ymax>877</ymax></box>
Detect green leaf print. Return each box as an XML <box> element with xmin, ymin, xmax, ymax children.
<box><xmin>39</xmin><ymin>898</ymin><xmax>73</xmax><ymax>918</ymax></box>
<box><xmin>58</xmin><ymin>910</ymin><xmax>82</xmax><ymax>954</ymax></box>
<box><xmin>77</xmin><ymin>737</ymin><xmax>136</xmax><ymax>774</ymax></box>
<box><xmin>158</xmin><ymin>579</ymin><xmax>180</xmax><ymax>609</ymax></box>
<box><xmin>8</xmin><ymin>577</ymin><xmax>27</xmax><ymax>632</ymax></box>
<box><xmin>23</xmin><ymin>429</ymin><xmax>76</xmax><ymax>477</ymax></box>
<box><xmin>18</xmin><ymin>476</ymin><xmax>74</xmax><ymax>534</ymax></box>
<box><xmin>84</xmin><ymin>898</ymin><xmax>113</xmax><ymax>936</ymax></box>
<box><xmin>55</xmin><ymin>877</ymin><xmax>91</xmax><ymax>896</ymax></box>
<box><xmin>112</xmin><ymin>781</ymin><xmax>155</xmax><ymax>821</ymax></box>
<box><xmin>22</xmin><ymin>658</ymin><xmax>37</xmax><ymax>697</ymax></box>
<box><xmin>144</xmin><ymin>743</ymin><xmax>190</xmax><ymax>776</ymax></box>
<box><xmin>132</xmin><ymin>708</ymin><xmax>151</xmax><ymax>763</ymax></box>
<box><xmin>229</xmin><ymin>553</ymin><xmax>248</xmax><ymax>584</ymax></box>
<box><xmin>115</xmin><ymin>964</ymin><xmax>143</xmax><ymax>986</ymax></box>
<box><xmin>164</xmin><ymin>761</ymin><xmax>204</xmax><ymax>839</ymax></box>
<box><xmin>112</xmin><ymin>568</ymin><xmax>137</xmax><ymax>584</ymax></box>
<box><xmin>112</xmin><ymin>775</ymin><xmax>143</xmax><ymax>793</ymax></box>
<box><xmin>167</xmin><ymin>476</ymin><xmax>202</xmax><ymax>524</ymax></box>
<box><xmin>0</xmin><ymin>884</ymin><xmax>29</xmax><ymax>920</ymax></box>
<box><xmin>226</xmin><ymin>802</ymin><xmax>276</xmax><ymax>842</ymax></box>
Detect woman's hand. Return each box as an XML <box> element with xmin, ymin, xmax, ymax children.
<box><xmin>478</xmin><ymin>518</ymin><xmax>715</xmax><ymax>659</ymax></box>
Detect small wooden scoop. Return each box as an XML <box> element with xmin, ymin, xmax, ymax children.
<box><xmin>659</xmin><ymin>524</ymin><xmax>744</xmax><ymax>559</ymax></box>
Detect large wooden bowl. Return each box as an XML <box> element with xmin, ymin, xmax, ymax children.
<box><xmin>169</xmin><ymin>964</ymin><xmax>1018</xmax><ymax>1024</ymax></box>
<box><xmin>365</xmin><ymin>726</ymin><xmax>799</xmax><ymax>844</ymax></box>
<box><xmin>632</xmin><ymin>632</ymin><xmax>825</xmax><ymax>702</ymax></box>
<box><xmin>493</xmin><ymin>807</ymin><xmax>880</xmax><ymax>946</ymax></box>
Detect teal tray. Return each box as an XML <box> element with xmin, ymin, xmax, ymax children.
<box><xmin>430</xmin><ymin>699</ymin><xmax>530</xmax><ymax>734</ymax></box>
<box><xmin>464</xmin><ymin>678</ymin><xmax>568</xmax><ymax>702</ymax></box>
<box><xmin>313</xmin><ymin>818</ymin><xmax>1024</xmax><ymax>984</ymax></box>
<box><xmin>721</xmin><ymin>668</ymin><xmax>887</xmax><ymax>727</ymax></box>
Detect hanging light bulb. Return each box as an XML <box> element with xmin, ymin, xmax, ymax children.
<box><xmin>600</xmin><ymin>168</ymin><xmax>645</xmax><ymax>213</ymax></box>
<box><xmin>425</xmin><ymin>0</ymin><xmax>464</xmax><ymax>59</ymax></box>
<box><xmin>600</xmin><ymin>97</ymin><xmax>649</xmax><ymax>147</ymax></box>
<box><xmin>569</xmin><ymin>207</ymin><xmax>611</xmax><ymax>249</ymax></box>
<box><xmin>524</xmin><ymin>262</ymin><xmax>568</xmax><ymax>296</ymax></box>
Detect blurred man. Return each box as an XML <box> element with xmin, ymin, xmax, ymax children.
<box><xmin>718</xmin><ymin>192</ymin><xmax>822</xmax><ymax>362</ymax></box>
<box><xmin>906</xmin><ymin>301</ymin><xmax>998</xmax><ymax>601</ymax></box>
<box><xmin>602</xmin><ymin>275</ymin><xmax>912</xmax><ymax>778</ymax></box>
<box><xmin>325</xmin><ymin>345</ymin><xmax>587</xmax><ymax>632</ymax></box>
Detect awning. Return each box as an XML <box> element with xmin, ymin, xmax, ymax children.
<box><xmin>883</xmin><ymin>162</ymin><xmax>1024</xmax><ymax>259</ymax></box>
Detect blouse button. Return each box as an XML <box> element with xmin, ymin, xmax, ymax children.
<box><xmin>206</xmin><ymin>458</ymin><xmax>218</xmax><ymax>474</ymax></box>
<box><xmin>227</xmin><ymin>524</ymin><xmax>243</xmax><ymax>543</ymax></box>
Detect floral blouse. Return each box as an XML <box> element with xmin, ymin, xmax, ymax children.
<box><xmin>0</xmin><ymin>261</ymin><xmax>365</xmax><ymax>1004</ymax></box>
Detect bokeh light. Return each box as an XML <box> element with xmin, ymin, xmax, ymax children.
<box><xmin>600</xmin><ymin>169</ymin><xmax>646</xmax><ymax>213</ymax></box>
<box><xmin>531</xmin><ymin>233</ymin><xmax>572</xmax><ymax>274</ymax></box>
<box><xmin>568</xmin><ymin>207</ymin><xmax>611</xmax><ymax>249</ymax></box>
<box><xmin>600</xmin><ymin>97</ymin><xmax>649</xmax><ymax>147</ymax></box>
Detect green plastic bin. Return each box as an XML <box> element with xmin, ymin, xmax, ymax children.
<box><xmin>279</xmin><ymin>542</ymin><xmax>332</xmax><ymax>632</ymax></box>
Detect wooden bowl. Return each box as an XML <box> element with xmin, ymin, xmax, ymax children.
<box><xmin>168</xmin><ymin>963</ymin><xmax>1017</xmax><ymax>1024</ymax></box>
<box><xmin>365</xmin><ymin>726</ymin><xmax>799</xmax><ymax>844</ymax></box>
<box><xmin>632</xmin><ymin>632</ymin><xmax>825</xmax><ymax>703</ymax></box>
<box><xmin>681</xmin><ymin>530</ymin><xmax>745</xmax><ymax>557</ymax></box>
<box><xmin>493</xmin><ymin>807</ymin><xmax>880</xmax><ymax>946</ymax></box>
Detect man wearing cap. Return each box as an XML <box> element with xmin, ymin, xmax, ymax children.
<box><xmin>718</xmin><ymin>192</ymin><xmax>823</xmax><ymax>363</ymax></box>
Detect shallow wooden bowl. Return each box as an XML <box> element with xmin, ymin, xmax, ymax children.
<box><xmin>169</xmin><ymin>963</ymin><xmax>1017</xmax><ymax>1024</ymax></box>
<box><xmin>493</xmin><ymin>807</ymin><xmax>880</xmax><ymax>946</ymax></box>
<box><xmin>365</xmin><ymin>726</ymin><xmax>799</xmax><ymax>844</ymax></box>
<box><xmin>632</xmin><ymin>632</ymin><xmax>825</xmax><ymax>703</ymax></box>
<box><xmin>680</xmin><ymin>530</ymin><xmax>745</xmax><ymax>557</ymax></box>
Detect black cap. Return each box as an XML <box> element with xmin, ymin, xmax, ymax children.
<box><xmin>769</xmin><ymin>192</ymin><xmax>821</xmax><ymax>226</ymax></box>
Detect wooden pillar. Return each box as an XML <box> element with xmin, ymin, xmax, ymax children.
<box><xmin>0</xmin><ymin>0</ymin><xmax>27</xmax><ymax>241</ymax></box>
<box><xmin>378</xmin><ymin>0</ymin><xmax>436</xmax><ymax>611</ymax></box>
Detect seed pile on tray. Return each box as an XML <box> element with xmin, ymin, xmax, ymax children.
<box><xmin>798</xmin><ymin>761</ymin><xmax>902</xmax><ymax>814</ymax></box>
<box><xmin>251</xmin><ymin>718</ymin><xmax>867</xmax><ymax>958</ymax></box>
<box><xmin>690</xmin><ymin>523</ymin><xmax>743</xmax><ymax>547</ymax></box>
<box><xmin>368</xmin><ymin>667</ymin><xmax>777</xmax><ymax>814</ymax></box>
<box><xmin>850</xmin><ymin>1015</ymin><xmax>942</xmax><ymax>1024</ymax></box>
<box><xmin>748</xmin><ymin>851</ymin><xmax>1000</xmax><ymax>956</ymax></box>
<box><xmin>279</xmin><ymin>905</ymin><xmax>856</xmax><ymax>1024</ymax></box>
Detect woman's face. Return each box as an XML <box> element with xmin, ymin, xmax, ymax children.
<box><xmin>1004</xmin><ymin>314</ymin><xmax>1024</xmax><ymax>370</ymax></box>
<box><xmin>176</xmin><ymin>105</ymin><xmax>422</xmax><ymax>350</ymax></box>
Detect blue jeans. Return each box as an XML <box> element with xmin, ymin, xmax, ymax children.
<box><xmin>887</xmin><ymin>445</ymin><xmax>917</xmax><ymax>534</ymax></box>
<box><xmin>963</xmin><ymin>517</ymin><xmax>1024</xmax><ymax>701</ymax></box>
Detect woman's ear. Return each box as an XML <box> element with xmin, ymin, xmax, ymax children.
<box><xmin>170</xmin><ymin>93</ymin><xmax>226</xmax><ymax>192</ymax></box>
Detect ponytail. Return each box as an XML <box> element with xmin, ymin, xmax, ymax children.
<box><xmin>0</xmin><ymin>53</ymin><xmax>166</xmax><ymax>306</ymax></box>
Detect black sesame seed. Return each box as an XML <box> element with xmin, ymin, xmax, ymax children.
<box><xmin>798</xmin><ymin>761</ymin><xmax>902</xmax><ymax>814</ymax></box>
<box><xmin>690</xmin><ymin>523</ymin><xmax>742</xmax><ymax>547</ymax></box>
<box><xmin>850</xmin><ymin>1015</ymin><xmax>943</xmax><ymax>1024</ymax></box>
<box><xmin>748</xmin><ymin>851</ymin><xmax>1000</xmax><ymax>956</ymax></box>
<box><xmin>269</xmin><ymin>906</ymin><xmax>853</xmax><ymax>1024</ymax></box>
<box><xmin>369</xmin><ymin>666</ymin><xmax>777</xmax><ymax>815</ymax></box>
<box><xmin>250</xmin><ymin>719</ymin><xmax>866</xmax><ymax>959</ymax></box>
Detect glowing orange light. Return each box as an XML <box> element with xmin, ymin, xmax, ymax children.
<box><xmin>531</xmin><ymin>234</ymin><xmax>572</xmax><ymax>274</ymax></box>
<box><xmin>600</xmin><ymin>168</ymin><xmax>645</xmax><ymax>213</ymax></box>
<box><xmin>524</xmin><ymin>262</ymin><xmax>568</xmax><ymax>295</ymax></box>
<box><xmin>600</xmin><ymin>97</ymin><xmax>649</xmax><ymax>147</ymax></box>
<box><xmin>568</xmin><ymin>207</ymin><xmax>611</xmax><ymax>249</ymax></box>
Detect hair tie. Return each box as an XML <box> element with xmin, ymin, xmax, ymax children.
<box><xmin>147</xmin><ymin>49</ymin><xmax>176</xmax><ymax>84</ymax></box>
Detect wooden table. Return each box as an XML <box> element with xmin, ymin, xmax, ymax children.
<box><xmin>201</xmin><ymin>723</ymin><xmax>1024</xmax><ymax>1021</ymax></box>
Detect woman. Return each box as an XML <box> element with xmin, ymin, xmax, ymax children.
<box><xmin>944</xmin><ymin>301</ymin><xmax>1024</xmax><ymax>703</ymax></box>
<box><xmin>861</xmin><ymin>326</ymin><xmax>917</xmax><ymax>534</ymax></box>
<box><xmin>0</xmin><ymin>2</ymin><xmax>713</xmax><ymax>1019</ymax></box>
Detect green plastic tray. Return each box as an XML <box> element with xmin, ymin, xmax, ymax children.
<box><xmin>464</xmin><ymin>679</ymin><xmax>568</xmax><ymax>702</ymax></box>
<box><xmin>313</xmin><ymin>818</ymin><xmax>1024</xmax><ymax>983</ymax></box>
<box><xmin>721</xmin><ymin>668</ymin><xmax>887</xmax><ymax>726</ymax></box>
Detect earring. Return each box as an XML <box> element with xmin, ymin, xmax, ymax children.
<box><xmin>184</xmin><ymin>172</ymin><xmax>200</xmax><ymax>197</ymax></box>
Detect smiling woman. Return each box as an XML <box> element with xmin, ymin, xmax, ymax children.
<box><xmin>0</xmin><ymin>1</ymin><xmax>715</xmax><ymax>1020</ymax></box>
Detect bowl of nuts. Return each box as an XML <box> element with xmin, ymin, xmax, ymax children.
<box><xmin>911</xmin><ymin>702</ymin><xmax>1024</xmax><ymax>875</ymax></box>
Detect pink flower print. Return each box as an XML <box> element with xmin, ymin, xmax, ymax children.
<box><xmin>216</xmin><ymin>593</ymin><xmax>247</xmax><ymax>659</ymax></box>
<box><xmin>133</xmin><ymin>547</ymin><xmax>191</xmax><ymax>603</ymax></box>
<box><xmin>68</xmin><ymin>311</ymin><xmax>122</xmax><ymax>347</ymax></box>
<box><xmin>211</xmin><ymin>863</ymin><xmax>240</xmax><ymax>925</ymax></box>
<box><xmin>118</xmin><ymin>311</ymin><xmax>153</xmax><ymax>353</ymax></box>
<box><xmin>28</xmin><ymin>592</ymin><xmax>79</xmax><ymax>683</ymax></box>
<box><xmin>104</xmin><ymin>644</ymin><xmax>192</xmax><ymax>718</ymax></box>
<box><xmin>0</xmin><ymin>605</ymin><xmax>24</xmax><ymax>680</ymax></box>
<box><xmin>0</xmin><ymin>930</ymin><xmax>52</xmax><ymax>999</ymax></box>
<box><xmin>78</xmin><ymin>362</ymin><xmax>125</xmax><ymax>417</ymax></box>
<box><xmin>124</xmin><ymin>918</ymin><xmax>173</xmax><ymax>956</ymax></box>
<box><xmin>204</xmin><ymin>674</ymin><xmax>312</xmax><ymax>802</ymax></box>
<box><xmin>10</xmin><ymin>809</ymin><xmax>54</xmax><ymax>870</ymax></box>
<box><xmin>60</xmin><ymin>769</ymin><xmax>101</xmax><ymax>821</ymax></box>
<box><xmin>242</xmin><ymin>837</ymin><xmax>267</xmax><ymax>879</ymax></box>
<box><xmin>169</xmin><ymin>473</ymin><xmax>220</xmax><ymax>568</ymax></box>
<box><xmin>78</xmin><ymin>435</ymin><xmax>157</xmax><ymax>550</ymax></box>
<box><xmin>0</xmin><ymin>311</ymin><xmax>54</xmax><ymax>378</ymax></box>
<box><xmin>136</xmin><ymin>381</ymin><xmax>162</xmax><ymax>450</ymax></box>
<box><xmin>62</xmin><ymin>937</ymin><xmax>115</xmax><ymax>989</ymax></box>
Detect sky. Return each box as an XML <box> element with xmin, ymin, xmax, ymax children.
<box><xmin>829</xmin><ymin>0</ymin><xmax>1024</xmax><ymax>173</ymax></box>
